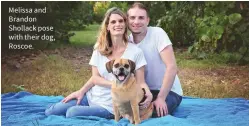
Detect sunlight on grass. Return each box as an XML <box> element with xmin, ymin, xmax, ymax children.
<box><xmin>69</xmin><ymin>24</ymin><xmax>100</xmax><ymax>47</ymax></box>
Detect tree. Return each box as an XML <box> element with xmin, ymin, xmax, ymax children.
<box><xmin>41</xmin><ymin>1</ymin><xmax>94</xmax><ymax>44</ymax></box>
<box><xmin>93</xmin><ymin>1</ymin><xmax>128</xmax><ymax>23</ymax></box>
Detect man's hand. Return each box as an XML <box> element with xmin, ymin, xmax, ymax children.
<box><xmin>139</xmin><ymin>92</ymin><xmax>153</xmax><ymax>109</ymax></box>
<box><xmin>61</xmin><ymin>90</ymin><xmax>84</xmax><ymax>105</ymax></box>
<box><xmin>153</xmin><ymin>97</ymin><xmax>168</xmax><ymax>117</ymax></box>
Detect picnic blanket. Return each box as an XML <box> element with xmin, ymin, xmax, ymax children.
<box><xmin>1</xmin><ymin>91</ymin><xmax>249</xmax><ymax>126</ymax></box>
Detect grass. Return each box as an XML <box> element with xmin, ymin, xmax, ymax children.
<box><xmin>2</xmin><ymin>54</ymin><xmax>91</xmax><ymax>96</ymax></box>
<box><xmin>2</xmin><ymin>24</ymin><xmax>249</xmax><ymax>99</ymax></box>
<box><xmin>175</xmin><ymin>49</ymin><xmax>249</xmax><ymax>98</ymax></box>
<box><xmin>175</xmin><ymin>49</ymin><xmax>228</xmax><ymax>69</ymax></box>
<box><xmin>178</xmin><ymin>67</ymin><xmax>249</xmax><ymax>98</ymax></box>
<box><xmin>69</xmin><ymin>24</ymin><xmax>100</xmax><ymax>47</ymax></box>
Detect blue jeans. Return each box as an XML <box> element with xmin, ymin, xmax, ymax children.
<box><xmin>45</xmin><ymin>95</ymin><xmax>114</xmax><ymax>119</ymax></box>
<box><xmin>151</xmin><ymin>90</ymin><xmax>182</xmax><ymax>117</ymax></box>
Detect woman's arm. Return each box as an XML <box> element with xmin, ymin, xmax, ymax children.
<box><xmin>78</xmin><ymin>66</ymin><xmax>112</xmax><ymax>94</ymax></box>
<box><xmin>135</xmin><ymin>66</ymin><xmax>153</xmax><ymax>108</ymax></box>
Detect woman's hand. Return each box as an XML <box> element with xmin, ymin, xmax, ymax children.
<box><xmin>139</xmin><ymin>91</ymin><xmax>153</xmax><ymax>109</ymax></box>
<box><xmin>61</xmin><ymin>90</ymin><xmax>84</xmax><ymax>105</ymax></box>
<box><xmin>153</xmin><ymin>96</ymin><xmax>168</xmax><ymax>117</ymax></box>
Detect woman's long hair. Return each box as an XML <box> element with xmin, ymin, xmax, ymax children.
<box><xmin>94</xmin><ymin>7</ymin><xmax>128</xmax><ymax>56</ymax></box>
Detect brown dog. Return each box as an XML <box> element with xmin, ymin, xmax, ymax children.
<box><xmin>106</xmin><ymin>58</ymin><xmax>153</xmax><ymax>124</ymax></box>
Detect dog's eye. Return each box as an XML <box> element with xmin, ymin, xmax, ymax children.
<box><xmin>124</xmin><ymin>64</ymin><xmax>129</xmax><ymax>68</ymax></box>
<box><xmin>114</xmin><ymin>63</ymin><xmax>119</xmax><ymax>68</ymax></box>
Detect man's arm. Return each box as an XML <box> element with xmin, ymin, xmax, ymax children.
<box><xmin>153</xmin><ymin>45</ymin><xmax>177</xmax><ymax>116</ymax></box>
<box><xmin>158</xmin><ymin>45</ymin><xmax>177</xmax><ymax>99</ymax></box>
<box><xmin>135</xmin><ymin>66</ymin><xmax>153</xmax><ymax>108</ymax></box>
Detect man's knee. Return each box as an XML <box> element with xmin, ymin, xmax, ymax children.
<box><xmin>166</xmin><ymin>91</ymin><xmax>182</xmax><ymax>114</ymax></box>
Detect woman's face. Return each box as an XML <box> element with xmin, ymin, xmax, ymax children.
<box><xmin>107</xmin><ymin>14</ymin><xmax>126</xmax><ymax>36</ymax></box>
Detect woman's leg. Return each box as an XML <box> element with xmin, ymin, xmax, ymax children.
<box><xmin>45</xmin><ymin>95</ymin><xmax>89</xmax><ymax>116</ymax></box>
<box><xmin>66</xmin><ymin>105</ymin><xmax>114</xmax><ymax>119</ymax></box>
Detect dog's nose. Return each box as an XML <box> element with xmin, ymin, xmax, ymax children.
<box><xmin>120</xmin><ymin>67</ymin><xmax>124</xmax><ymax>71</ymax></box>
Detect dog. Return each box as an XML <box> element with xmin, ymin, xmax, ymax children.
<box><xmin>106</xmin><ymin>58</ymin><xmax>153</xmax><ymax>124</ymax></box>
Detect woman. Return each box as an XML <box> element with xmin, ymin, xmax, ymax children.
<box><xmin>45</xmin><ymin>7</ymin><xmax>152</xmax><ymax>119</ymax></box>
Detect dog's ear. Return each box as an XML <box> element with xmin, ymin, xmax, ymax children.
<box><xmin>106</xmin><ymin>60</ymin><xmax>115</xmax><ymax>73</ymax></box>
<box><xmin>128</xmin><ymin>60</ymin><xmax>136</xmax><ymax>74</ymax></box>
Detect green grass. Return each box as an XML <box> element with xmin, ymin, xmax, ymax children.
<box><xmin>175</xmin><ymin>50</ymin><xmax>228</xmax><ymax>69</ymax></box>
<box><xmin>69</xmin><ymin>24</ymin><xmax>100</xmax><ymax>47</ymax></box>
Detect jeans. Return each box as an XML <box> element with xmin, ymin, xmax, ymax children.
<box><xmin>45</xmin><ymin>95</ymin><xmax>114</xmax><ymax>119</ymax></box>
<box><xmin>151</xmin><ymin>90</ymin><xmax>182</xmax><ymax>117</ymax></box>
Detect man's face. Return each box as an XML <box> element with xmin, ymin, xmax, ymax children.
<box><xmin>127</xmin><ymin>7</ymin><xmax>150</xmax><ymax>34</ymax></box>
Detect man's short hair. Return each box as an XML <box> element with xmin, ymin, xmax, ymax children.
<box><xmin>128</xmin><ymin>2</ymin><xmax>149</xmax><ymax>17</ymax></box>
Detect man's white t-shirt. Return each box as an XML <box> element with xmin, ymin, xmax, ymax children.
<box><xmin>129</xmin><ymin>27</ymin><xmax>183</xmax><ymax>96</ymax></box>
<box><xmin>86</xmin><ymin>43</ymin><xmax>147</xmax><ymax>114</ymax></box>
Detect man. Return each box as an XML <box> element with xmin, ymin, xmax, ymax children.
<box><xmin>127</xmin><ymin>2</ymin><xmax>183</xmax><ymax>117</ymax></box>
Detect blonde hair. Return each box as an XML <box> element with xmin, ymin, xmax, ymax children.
<box><xmin>94</xmin><ymin>7</ymin><xmax>128</xmax><ymax>56</ymax></box>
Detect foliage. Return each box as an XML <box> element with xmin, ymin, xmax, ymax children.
<box><xmin>93</xmin><ymin>2</ymin><xmax>110</xmax><ymax>23</ymax></box>
<box><xmin>34</xmin><ymin>1</ymin><xmax>94</xmax><ymax>44</ymax></box>
<box><xmin>192</xmin><ymin>2</ymin><xmax>239</xmax><ymax>53</ymax></box>
<box><xmin>190</xmin><ymin>2</ymin><xmax>249</xmax><ymax>64</ymax></box>
<box><xmin>93</xmin><ymin>2</ymin><xmax>128</xmax><ymax>23</ymax></box>
<box><xmin>157</xmin><ymin>1</ymin><xmax>248</xmax><ymax>64</ymax></box>
<box><xmin>157</xmin><ymin>2</ymin><xmax>201</xmax><ymax>47</ymax></box>
<box><xmin>231</xmin><ymin>6</ymin><xmax>249</xmax><ymax>64</ymax></box>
